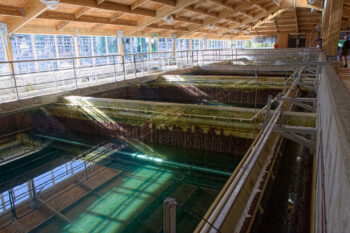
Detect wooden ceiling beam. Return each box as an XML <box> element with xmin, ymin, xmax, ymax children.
<box><xmin>109</xmin><ymin>12</ymin><xmax>125</xmax><ymax>23</ymax></box>
<box><xmin>91</xmin><ymin>23</ymin><xmax>104</xmax><ymax>31</ymax></box>
<box><xmin>56</xmin><ymin>21</ymin><xmax>70</xmax><ymax>31</ymax></box>
<box><xmin>0</xmin><ymin>5</ymin><xmax>25</xmax><ymax>17</ymax></box>
<box><xmin>177</xmin><ymin>0</ymin><xmax>266</xmax><ymax>37</ymax></box>
<box><xmin>38</xmin><ymin>11</ymin><xmax>138</xmax><ymax>27</ymax></box>
<box><xmin>127</xmin><ymin>0</ymin><xmax>199</xmax><ymax>35</ymax></box>
<box><xmin>60</xmin><ymin>0</ymin><xmax>155</xmax><ymax>17</ymax></box>
<box><xmin>184</xmin><ymin>5</ymin><xmax>219</xmax><ymax>18</ymax></box>
<box><xmin>131</xmin><ymin>0</ymin><xmax>150</xmax><ymax>10</ymax></box>
<box><xmin>37</xmin><ymin>11</ymin><xmax>190</xmax><ymax>32</ymax></box>
<box><xmin>238</xmin><ymin>8</ymin><xmax>289</xmax><ymax>34</ymax></box>
<box><xmin>96</xmin><ymin>0</ymin><xmax>106</xmax><ymax>5</ymax></box>
<box><xmin>75</xmin><ymin>7</ymin><xmax>90</xmax><ymax>19</ymax></box>
<box><xmin>6</xmin><ymin>0</ymin><xmax>47</xmax><ymax>34</ymax></box>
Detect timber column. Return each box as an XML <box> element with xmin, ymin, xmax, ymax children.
<box><xmin>323</xmin><ymin>0</ymin><xmax>344</xmax><ymax>57</ymax></box>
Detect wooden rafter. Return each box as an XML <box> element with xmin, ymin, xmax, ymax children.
<box><xmin>96</xmin><ymin>0</ymin><xmax>106</xmax><ymax>5</ymax></box>
<box><xmin>75</xmin><ymin>7</ymin><xmax>90</xmax><ymax>19</ymax></box>
<box><xmin>0</xmin><ymin>5</ymin><xmax>25</xmax><ymax>17</ymax></box>
<box><xmin>6</xmin><ymin>0</ymin><xmax>47</xmax><ymax>34</ymax></box>
<box><xmin>126</xmin><ymin>0</ymin><xmax>199</xmax><ymax>35</ymax></box>
<box><xmin>223</xmin><ymin>5</ymin><xmax>281</xmax><ymax>37</ymax></box>
<box><xmin>38</xmin><ymin>12</ymin><xmax>137</xmax><ymax>27</ymax></box>
<box><xmin>177</xmin><ymin>0</ymin><xmax>266</xmax><ymax>37</ymax></box>
<box><xmin>56</xmin><ymin>21</ymin><xmax>70</xmax><ymax>31</ymax></box>
<box><xmin>109</xmin><ymin>12</ymin><xmax>124</xmax><ymax>23</ymax></box>
<box><xmin>60</xmin><ymin>0</ymin><xmax>155</xmax><ymax>17</ymax></box>
<box><xmin>91</xmin><ymin>23</ymin><xmax>104</xmax><ymax>31</ymax></box>
<box><xmin>131</xmin><ymin>0</ymin><xmax>150</xmax><ymax>10</ymax></box>
<box><xmin>241</xmin><ymin>8</ymin><xmax>289</xmax><ymax>32</ymax></box>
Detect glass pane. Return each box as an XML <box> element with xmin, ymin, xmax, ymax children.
<box><xmin>0</xmin><ymin>35</ymin><xmax>9</xmax><ymax>74</ymax></box>
<box><xmin>11</xmin><ymin>34</ymin><xmax>35</xmax><ymax>73</ymax></box>
<box><xmin>107</xmin><ymin>37</ymin><xmax>118</xmax><ymax>54</ymax></box>
<box><xmin>78</xmin><ymin>36</ymin><xmax>93</xmax><ymax>66</ymax></box>
<box><xmin>123</xmin><ymin>37</ymin><xmax>132</xmax><ymax>54</ymax></box>
<box><xmin>56</xmin><ymin>35</ymin><xmax>75</xmax><ymax>67</ymax></box>
<box><xmin>92</xmin><ymin>36</ymin><xmax>107</xmax><ymax>65</ymax></box>
<box><xmin>33</xmin><ymin>34</ymin><xmax>58</xmax><ymax>72</ymax></box>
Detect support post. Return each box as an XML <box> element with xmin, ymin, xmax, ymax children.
<box><xmin>324</xmin><ymin>0</ymin><xmax>344</xmax><ymax>57</ymax></box>
<box><xmin>164</xmin><ymin>197</ymin><xmax>176</xmax><ymax>233</ymax></box>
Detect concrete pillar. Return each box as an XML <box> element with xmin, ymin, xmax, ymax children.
<box><xmin>277</xmin><ymin>34</ymin><xmax>289</xmax><ymax>48</ymax></box>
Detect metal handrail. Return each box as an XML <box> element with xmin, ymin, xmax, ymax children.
<box><xmin>0</xmin><ymin>48</ymin><xmax>321</xmax><ymax>105</ymax></box>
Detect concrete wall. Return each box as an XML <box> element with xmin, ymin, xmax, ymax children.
<box><xmin>314</xmin><ymin>66</ymin><xmax>350</xmax><ymax>233</ymax></box>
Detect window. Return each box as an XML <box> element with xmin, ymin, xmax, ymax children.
<box><xmin>56</xmin><ymin>35</ymin><xmax>75</xmax><ymax>67</ymax></box>
<box><xmin>33</xmin><ymin>35</ymin><xmax>58</xmax><ymax>71</ymax></box>
<box><xmin>93</xmin><ymin>36</ymin><xmax>107</xmax><ymax>65</ymax></box>
<box><xmin>107</xmin><ymin>37</ymin><xmax>118</xmax><ymax>54</ymax></box>
<box><xmin>0</xmin><ymin>35</ymin><xmax>9</xmax><ymax>74</ymax></box>
<box><xmin>11</xmin><ymin>34</ymin><xmax>35</xmax><ymax>73</ymax></box>
<box><xmin>78</xmin><ymin>36</ymin><xmax>93</xmax><ymax>66</ymax></box>
<box><xmin>123</xmin><ymin>37</ymin><xmax>132</xmax><ymax>54</ymax></box>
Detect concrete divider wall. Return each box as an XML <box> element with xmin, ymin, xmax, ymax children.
<box><xmin>315</xmin><ymin>66</ymin><xmax>350</xmax><ymax>233</ymax></box>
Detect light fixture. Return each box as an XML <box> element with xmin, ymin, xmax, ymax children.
<box><xmin>40</xmin><ymin>0</ymin><xmax>60</xmax><ymax>10</ymax></box>
<box><xmin>162</xmin><ymin>15</ymin><xmax>174</xmax><ymax>24</ymax></box>
<box><xmin>209</xmin><ymin>24</ymin><xmax>215</xmax><ymax>30</ymax></box>
<box><xmin>243</xmin><ymin>30</ymin><xmax>250</xmax><ymax>35</ymax></box>
<box><xmin>232</xmin><ymin>29</ymin><xmax>238</xmax><ymax>34</ymax></box>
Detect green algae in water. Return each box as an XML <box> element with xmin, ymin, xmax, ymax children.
<box><xmin>20</xmin><ymin>131</ymin><xmax>241</xmax><ymax>233</ymax></box>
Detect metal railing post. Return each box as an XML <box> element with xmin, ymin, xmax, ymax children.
<box><xmin>8</xmin><ymin>189</ymin><xmax>17</xmax><ymax>219</ymax></box>
<box><xmin>186</xmin><ymin>51</ymin><xmax>189</xmax><ymax>67</ymax></box>
<box><xmin>141</xmin><ymin>54</ymin><xmax>144</xmax><ymax>76</ymax></box>
<box><xmin>122</xmin><ymin>55</ymin><xmax>126</xmax><ymax>80</ymax></box>
<box><xmin>10</xmin><ymin>61</ymin><xmax>20</xmax><ymax>100</ymax></box>
<box><xmin>191</xmin><ymin>50</ymin><xmax>194</xmax><ymax>67</ymax></box>
<box><xmin>112</xmin><ymin>55</ymin><xmax>117</xmax><ymax>82</ymax></box>
<box><xmin>72</xmin><ymin>58</ymin><xmax>78</xmax><ymax>88</ymax></box>
<box><xmin>133</xmin><ymin>54</ymin><xmax>137</xmax><ymax>78</ymax></box>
